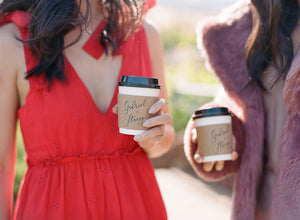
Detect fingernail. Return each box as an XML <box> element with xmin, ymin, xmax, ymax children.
<box><xmin>134</xmin><ymin>135</ymin><xmax>140</xmax><ymax>141</ymax></box>
<box><xmin>232</xmin><ymin>152</ymin><xmax>238</xmax><ymax>160</ymax></box>
<box><xmin>192</xmin><ymin>133</ymin><xmax>197</xmax><ymax>141</ymax></box>
<box><xmin>143</xmin><ymin>120</ymin><xmax>150</xmax><ymax>127</ymax></box>
<box><xmin>194</xmin><ymin>154</ymin><xmax>203</xmax><ymax>163</ymax></box>
<box><xmin>148</xmin><ymin>106</ymin><xmax>155</xmax><ymax>114</ymax></box>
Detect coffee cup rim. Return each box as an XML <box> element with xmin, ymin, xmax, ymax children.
<box><xmin>193</xmin><ymin>107</ymin><xmax>231</xmax><ymax>119</ymax></box>
<box><xmin>118</xmin><ymin>75</ymin><xmax>161</xmax><ymax>89</ymax></box>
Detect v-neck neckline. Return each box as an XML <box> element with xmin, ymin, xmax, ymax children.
<box><xmin>64</xmin><ymin>56</ymin><xmax>123</xmax><ymax>116</ymax></box>
<box><xmin>63</xmin><ymin>19</ymin><xmax>126</xmax><ymax>116</ymax></box>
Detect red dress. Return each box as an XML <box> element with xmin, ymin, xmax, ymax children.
<box><xmin>1</xmin><ymin>3</ymin><xmax>167</xmax><ymax>220</ymax></box>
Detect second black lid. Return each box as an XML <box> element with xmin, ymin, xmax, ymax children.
<box><xmin>118</xmin><ymin>75</ymin><xmax>161</xmax><ymax>89</ymax></box>
<box><xmin>193</xmin><ymin>107</ymin><xmax>231</xmax><ymax>119</ymax></box>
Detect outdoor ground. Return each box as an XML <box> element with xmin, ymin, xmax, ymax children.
<box><xmin>156</xmin><ymin>168</ymin><xmax>232</xmax><ymax>220</ymax></box>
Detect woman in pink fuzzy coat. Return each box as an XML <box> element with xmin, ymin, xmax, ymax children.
<box><xmin>184</xmin><ymin>0</ymin><xmax>300</xmax><ymax>219</ymax></box>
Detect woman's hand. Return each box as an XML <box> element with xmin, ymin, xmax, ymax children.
<box><xmin>133</xmin><ymin>99</ymin><xmax>171</xmax><ymax>150</ymax></box>
<box><xmin>191</xmin><ymin>128</ymin><xmax>238</xmax><ymax>172</ymax></box>
<box><xmin>112</xmin><ymin>104</ymin><xmax>118</xmax><ymax>114</ymax></box>
<box><xmin>113</xmin><ymin>98</ymin><xmax>174</xmax><ymax>157</ymax></box>
<box><xmin>113</xmin><ymin>20</ymin><xmax>175</xmax><ymax>157</ymax></box>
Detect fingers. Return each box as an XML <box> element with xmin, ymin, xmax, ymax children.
<box><xmin>194</xmin><ymin>153</ymin><xmax>204</xmax><ymax>163</ymax></box>
<box><xmin>134</xmin><ymin>125</ymin><xmax>164</xmax><ymax>142</ymax></box>
<box><xmin>112</xmin><ymin>104</ymin><xmax>118</xmax><ymax>114</ymax></box>
<box><xmin>143</xmin><ymin>113</ymin><xmax>171</xmax><ymax>128</ymax></box>
<box><xmin>232</xmin><ymin>151</ymin><xmax>238</xmax><ymax>161</ymax></box>
<box><xmin>194</xmin><ymin>153</ymin><xmax>225</xmax><ymax>172</ymax></box>
<box><xmin>148</xmin><ymin>99</ymin><xmax>167</xmax><ymax>114</ymax></box>
<box><xmin>203</xmin><ymin>162</ymin><xmax>215</xmax><ymax>172</ymax></box>
<box><xmin>202</xmin><ymin>161</ymin><xmax>224</xmax><ymax>172</ymax></box>
<box><xmin>191</xmin><ymin>128</ymin><xmax>197</xmax><ymax>143</ymax></box>
<box><xmin>215</xmin><ymin>161</ymin><xmax>224</xmax><ymax>171</ymax></box>
<box><xmin>133</xmin><ymin>99</ymin><xmax>170</xmax><ymax>150</ymax></box>
<box><xmin>135</xmin><ymin>140</ymin><xmax>154</xmax><ymax>150</ymax></box>
<box><xmin>231</xmin><ymin>136</ymin><xmax>238</xmax><ymax>160</ymax></box>
<box><xmin>143</xmin><ymin>135</ymin><xmax>163</xmax><ymax>144</ymax></box>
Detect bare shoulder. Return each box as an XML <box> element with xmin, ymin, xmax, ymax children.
<box><xmin>0</xmin><ymin>22</ymin><xmax>21</xmax><ymax>45</ymax></box>
<box><xmin>143</xmin><ymin>19</ymin><xmax>163</xmax><ymax>76</ymax></box>
<box><xmin>143</xmin><ymin>20</ymin><xmax>166</xmax><ymax>99</ymax></box>
<box><xmin>0</xmin><ymin>22</ymin><xmax>23</xmax><ymax>82</ymax></box>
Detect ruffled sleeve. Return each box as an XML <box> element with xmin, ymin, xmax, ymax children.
<box><xmin>144</xmin><ymin>0</ymin><xmax>156</xmax><ymax>13</ymax></box>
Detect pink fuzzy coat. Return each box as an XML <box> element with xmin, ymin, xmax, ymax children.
<box><xmin>184</xmin><ymin>1</ymin><xmax>300</xmax><ymax>219</ymax></box>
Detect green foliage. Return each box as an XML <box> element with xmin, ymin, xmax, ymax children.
<box><xmin>182</xmin><ymin>60</ymin><xmax>218</xmax><ymax>84</ymax></box>
<box><xmin>162</xmin><ymin>26</ymin><xmax>219</xmax><ymax>131</ymax></box>
<box><xmin>169</xmin><ymin>92</ymin><xmax>213</xmax><ymax>131</ymax></box>
<box><xmin>161</xmin><ymin>29</ymin><xmax>196</xmax><ymax>50</ymax></box>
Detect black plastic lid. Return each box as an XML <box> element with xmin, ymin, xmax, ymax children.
<box><xmin>118</xmin><ymin>75</ymin><xmax>161</xmax><ymax>89</ymax></box>
<box><xmin>193</xmin><ymin>107</ymin><xmax>231</xmax><ymax>119</ymax></box>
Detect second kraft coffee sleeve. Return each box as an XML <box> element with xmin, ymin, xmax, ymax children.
<box><xmin>196</xmin><ymin>123</ymin><xmax>232</xmax><ymax>156</ymax></box>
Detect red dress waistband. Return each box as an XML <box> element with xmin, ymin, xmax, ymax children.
<box><xmin>26</xmin><ymin>148</ymin><xmax>143</xmax><ymax>167</ymax></box>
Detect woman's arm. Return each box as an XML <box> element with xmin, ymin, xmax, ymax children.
<box><xmin>0</xmin><ymin>23</ymin><xmax>22</xmax><ymax>219</ymax></box>
<box><xmin>133</xmin><ymin>20</ymin><xmax>175</xmax><ymax>158</ymax></box>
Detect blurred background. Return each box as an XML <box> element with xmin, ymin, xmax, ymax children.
<box><xmin>14</xmin><ymin>0</ymin><xmax>239</xmax><ymax>219</ymax></box>
<box><xmin>148</xmin><ymin>1</ymin><xmax>239</xmax><ymax>219</ymax></box>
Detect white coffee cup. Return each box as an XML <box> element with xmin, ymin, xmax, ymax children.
<box><xmin>193</xmin><ymin>107</ymin><xmax>233</xmax><ymax>162</ymax></box>
<box><xmin>118</xmin><ymin>75</ymin><xmax>161</xmax><ymax>135</ymax></box>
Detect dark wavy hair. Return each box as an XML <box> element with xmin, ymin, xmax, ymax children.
<box><xmin>0</xmin><ymin>0</ymin><xmax>145</xmax><ymax>84</ymax></box>
<box><xmin>246</xmin><ymin>0</ymin><xmax>299</xmax><ymax>88</ymax></box>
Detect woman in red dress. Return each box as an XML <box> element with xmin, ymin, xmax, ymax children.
<box><xmin>0</xmin><ymin>0</ymin><xmax>174</xmax><ymax>219</ymax></box>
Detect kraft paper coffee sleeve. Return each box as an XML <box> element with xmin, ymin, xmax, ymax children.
<box><xmin>118</xmin><ymin>94</ymin><xmax>159</xmax><ymax>131</ymax></box>
<box><xmin>196</xmin><ymin>123</ymin><xmax>232</xmax><ymax>156</ymax></box>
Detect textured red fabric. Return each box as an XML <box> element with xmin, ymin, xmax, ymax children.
<box><xmin>3</xmin><ymin>3</ymin><xmax>167</xmax><ymax>220</ymax></box>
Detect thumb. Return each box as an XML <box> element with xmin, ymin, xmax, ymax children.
<box><xmin>231</xmin><ymin>136</ymin><xmax>238</xmax><ymax>161</ymax></box>
<box><xmin>194</xmin><ymin>153</ymin><xmax>204</xmax><ymax>163</ymax></box>
<box><xmin>191</xmin><ymin>128</ymin><xmax>197</xmax><ymax>143</ymax></box>
<box><xmin>112</xmin><ymin>104</ymin><xmax>118</xmax><ymax>114</ymax></box>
